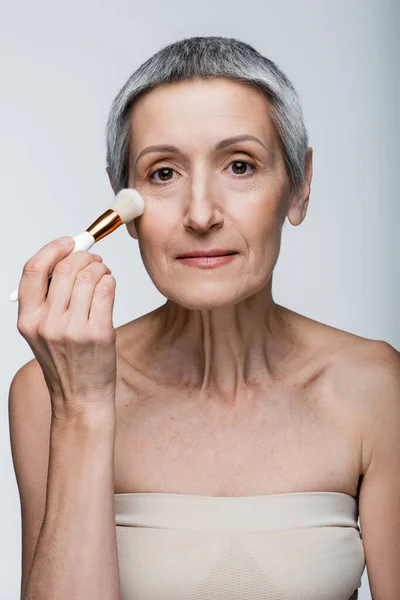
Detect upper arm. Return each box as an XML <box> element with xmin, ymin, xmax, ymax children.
<box><xmin>358</xmin><ymin>342</ymin><xmax>400</xmax><ymax>600</ymax></box>
<box><xmin>8</xmin><ymin>359</ymin><xmax>52</xmax><ymax>600</ymax></box>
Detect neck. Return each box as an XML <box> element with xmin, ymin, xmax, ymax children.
<box><xmin>145</xmin><ymin>283</ymin><xmax>301</xmax><ymax>401</ymax></box>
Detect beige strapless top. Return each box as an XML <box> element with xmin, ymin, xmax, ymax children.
<box><xmin>114</xmin><ymin>491</ymin><xmax>365</xmax><ymax>600</ymax></box>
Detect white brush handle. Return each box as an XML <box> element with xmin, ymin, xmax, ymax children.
<box><xmin>9</xmin><ymin>231</ymin><xmax>96</xmax><ymax>302</ymax></box>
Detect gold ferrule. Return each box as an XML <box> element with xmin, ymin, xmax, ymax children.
<box><xmin>86</xmin><ymin>209</ymin><xmax>123</xmax><ymax>242</ymax></box>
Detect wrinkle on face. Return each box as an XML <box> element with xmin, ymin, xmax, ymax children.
<box><xmin>121</xmin><ymin>78</ymin><xmax>307</xmax><ymax>402</ymax></box>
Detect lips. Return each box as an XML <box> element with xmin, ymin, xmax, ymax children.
<box><xmin>177</xmin><ymin>249</ymin><xmax>237</xmax><ymax>258</ymax></box>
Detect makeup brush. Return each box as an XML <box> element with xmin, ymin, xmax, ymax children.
<box><xmin>9</xmin><ymin>188</ymin><xmax>145</xmax><ymax>302</ymax></box>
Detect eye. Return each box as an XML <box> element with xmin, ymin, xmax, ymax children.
<box><xmin>226</xmin><ymin>160</ymin><xmax>256</xmax><ymax>176</ymax></box>
<box><xmin>149</xmin><ymin>167</ymin><xmax>179</xmax><ymax>184</ymax></box>
<box><xmin>147</xmin><ymin>159</ymin><xmax>256</xmax><ymax>185</ymax></box>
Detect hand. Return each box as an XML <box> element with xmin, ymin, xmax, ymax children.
<box><xmin>16</xmin><ymin>236</ymin><xmax>117</xmax><ymax>422</ymax></box>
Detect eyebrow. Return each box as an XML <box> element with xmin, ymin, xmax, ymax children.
<box><xmin>134</xmin><ymin>135</ymin><xmax>269</xmax><ymax>168</ymax></box>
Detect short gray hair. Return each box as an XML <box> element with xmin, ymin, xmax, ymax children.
<box><xmin>105</xmin><ymin>36</ymin><xmax>309</xmax><ymax>196</ymax></box>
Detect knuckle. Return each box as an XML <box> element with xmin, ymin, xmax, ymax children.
<box><xmin>81</xmin><ymin>250</ymin><xmax>100</xmax><ymax>262</ymax></box>
<box><xmin>17</xmin><ymin>318</ymin><xmax>35</xmax><ymax>336</ymax></box>
<box><xmin>53</xmin><ymin>261</ymin><xmax>72</xmax><ymax>277</ymax></box>
<box><xmin>64</xmin><ymin>327</ymin><xmax>89</xmax><ymax>344</ymax></box>
<box><xmin>22</xmin><ymin>259</ymin><xmax>42</xmax><ymax>278</ymax></box>
<box><xmin>16</xmin><ymin>321</ymin><xmax>25</xmax><ymax>335</ymax></box>
<box><xmin>90</xmin><ymin>260</ymin><xmax>109</xmax><ymax>271</ymax></box>
<box><xmin>37</xmin><ymin>323</ymin><xmax>79</xmax><ymax>345</ymax></box>
<box><xmin>37</xmin><ymin>323</ymin><xmax>57</xmax><ymax>342</ymax></box>
<box><xmin>96</xmin><ymin>274</ymin><xmax>116</xmax><ymax>294</ymax></box>
<box><xmin>75</xmin><ymin>259</ymin><xmax>108</xmax><ymax>285</ymax></box>
<box><xmin>76</xmin><ymin>269</ymin><xmax>95</xmax><ymax>285</ymax></box>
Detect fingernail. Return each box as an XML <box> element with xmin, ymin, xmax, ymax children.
<box><xmin>58</xmin><ymin>236</ymin><xmax>73</xmax><ymax>246</ymax></box>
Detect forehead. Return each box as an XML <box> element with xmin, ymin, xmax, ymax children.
<box><xmin>128</xmin><ymin>78</ymin><xmax>279</xmax><ymax>155</ymax></box>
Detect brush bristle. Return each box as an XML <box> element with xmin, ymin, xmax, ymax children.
<box><xmin>111</xmin><ymin>189</ymin><xmax>145</xmax><ymax>223</ymax></box>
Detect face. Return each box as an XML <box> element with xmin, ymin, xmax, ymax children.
<box><xmin>117</xmin><ymin>78</ymin><xmax>310</xmax><ymax>310</ymax></box>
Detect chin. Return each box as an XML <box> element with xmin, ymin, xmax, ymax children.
<box><xmin>163</xmin><ymin>283</ymin><xmax>249</xmax><ymax>311</ymax></box>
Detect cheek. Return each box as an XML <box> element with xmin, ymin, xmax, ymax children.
<box><xmin>234</xmin><ymin>196</ymin><xmax>278</xmax><ymax>246</ymax></box>
<box><xmin>137</xmin><ymin>206</ymin><xmax>176</xmax><ymax>259</ymax></box>
<box><xmin>143</xmin><ymin>199</ymin><xmax>178</xmax><ymax>231</ymax></box>
<box><xmin>234</xmin><ymin>199</ymin><xmax>284</xmax><ymax>274</ymax></box>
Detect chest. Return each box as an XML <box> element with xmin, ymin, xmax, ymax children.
<box><xmin>113</xmin><ymin>377</ymin><xmax>362</xmax><ymax>498</ymax></box>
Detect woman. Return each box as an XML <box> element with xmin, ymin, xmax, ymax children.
<box><xmin>10</xmin><ymin>36</ymin><xmax>400</xmax><ymax>600</ymax></box>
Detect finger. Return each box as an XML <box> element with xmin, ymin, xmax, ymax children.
<box><xmin>45</xmin><ymin>252</ymin><xmax>104</xmax><ymax>316</ymax></box>
<box><xmin>88</xmin><ymin>274</ymin><xmax>116</xmax><ymax>333</ymax></box>
<box><xmin>17</xmin><ymin>237</ymin><xmax>75</xmax><ymax>315</ymax></box>
<box><xmin>67</xmin><ymin>261</ymin><xmax>112</xmax><ymax>327</ymax></box>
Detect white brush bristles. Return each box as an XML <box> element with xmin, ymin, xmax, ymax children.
<box><xmin>111</xmin><ymin>188</ymin><xmax>145</xmax><ymax>223</ymax></box>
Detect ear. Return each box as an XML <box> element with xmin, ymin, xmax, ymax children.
<box><xmin>286</xmin><ymin>147</ymin><xmax>313</xmax><ymax>227</ymax></box>
<box><xmin>106</xmin><ymin>167</ymin><xmax>116</xmax><ymax>194</ymax></box>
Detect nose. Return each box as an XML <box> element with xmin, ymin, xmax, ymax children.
<box><xmin>183</xmin><ymin>174</ymin><xmax>223</xmax><ymax>234</ymax></box>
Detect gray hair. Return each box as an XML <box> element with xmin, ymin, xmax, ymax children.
<box><xmin>105</xmin><ymin>36</ymin><xmax>309</xmax><ymax>197</ymax></box>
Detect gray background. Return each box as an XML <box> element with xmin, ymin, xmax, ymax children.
<box><xmin>1</xmin><ymin>0</ymin><xmax>399</xmax><ymax>598</ymax></box>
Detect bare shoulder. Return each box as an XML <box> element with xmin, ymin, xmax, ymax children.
<box><xmin>341</xmin><ymin>337</ymin><xmax>400</xmax><ymax>476</ymax></box>
<box><xmin>303</xmin><ymin>313</ymin><xmax>399</xmax><ymax>476</ymax></box>
<box><xmin>8</xmin><ymin>355</ymin><xmax>52</xmax><ymax>458</ymax></box>
<box><xmin>289</xmin><ymin>305</ymin><xmax>396</xmax><ymax>374</ymax></box>
<box><xmin>287</xmin><ymin>311</ymin><xmax>400</xmax><ymax>599</ymax></box>
<box><xmin>9</xmin><ymin>357</ymin><xmax>52</xmax><ymax>438</ymax></box>
<box><xmin>288</xmin><ymin>306</ymin><xmax>399</xmax><ymax>461</ymax></box>
<box><xmin>10</xmin><ymin>357</ymin><xmax>51</xmax><ymax>403</ymax></box>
